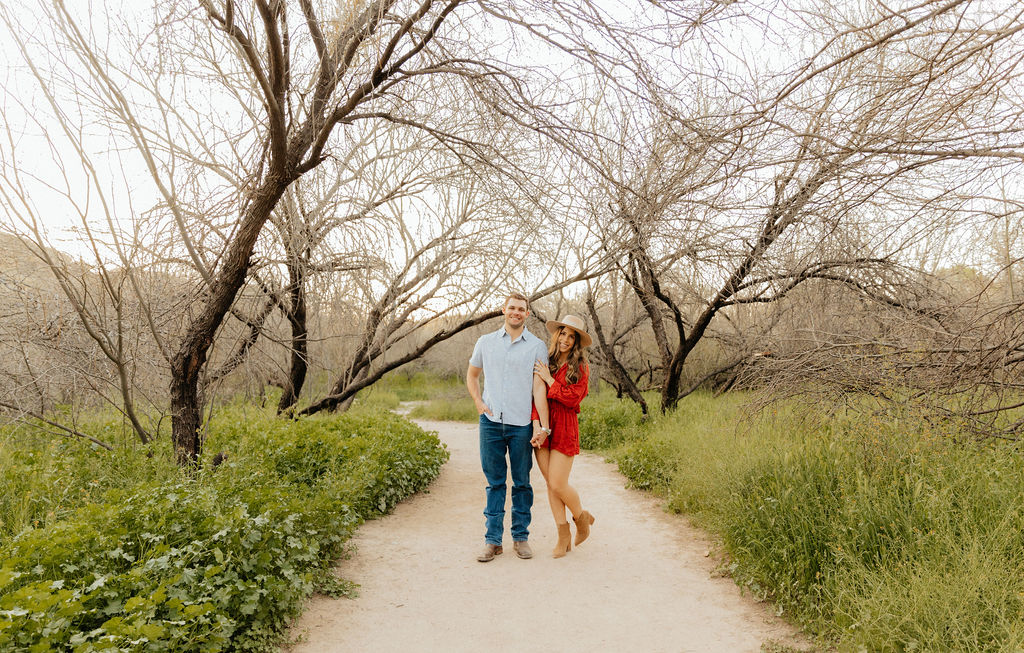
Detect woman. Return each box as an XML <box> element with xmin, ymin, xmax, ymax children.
<box><xmin>530</xmin><ymin>314</ymin><xmax>595</xmax><ymax>558</ymax></box>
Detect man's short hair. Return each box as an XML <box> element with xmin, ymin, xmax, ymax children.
<box><xmin>504</xmin><ymin>292</ymin><xmax>530</xmax><ymax>310</ymax></box>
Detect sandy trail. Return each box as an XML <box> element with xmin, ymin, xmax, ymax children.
<box><xmin>286</xmin><ymin>418</ymin><xmax>807</xmax><ymax>653</ymax></box>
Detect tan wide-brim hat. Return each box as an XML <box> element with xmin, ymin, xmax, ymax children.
<box><xmin>545</xmin><ymin>314</ymin><xmax>593</xmax><ymax>348</ymax></box>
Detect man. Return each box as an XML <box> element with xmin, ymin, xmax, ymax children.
<box><xmin>466</xmin><ymin>292</ymin><xmax>550</xmax><ymax>562</ymax></box>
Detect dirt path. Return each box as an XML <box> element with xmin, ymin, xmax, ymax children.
<box><xmin>286</xmin><ymin>418</ymin><xmax>808</xmax><ymax>652</ymax></box>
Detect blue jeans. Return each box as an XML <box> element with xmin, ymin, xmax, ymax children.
<box><xmin>479</xmin><ymin>416</ymin><xmax>533</xmax><ymax>545</ymax></box>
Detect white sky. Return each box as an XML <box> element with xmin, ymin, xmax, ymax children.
<box><xmin>1</xmin><ymin>0</ymin><xmax>1021</xmax><ymax>277</ymax></box>
<box><xmin>0</xmin><ymin>0</ymin><xmax>157</xmax><ymax>260</ymax></box>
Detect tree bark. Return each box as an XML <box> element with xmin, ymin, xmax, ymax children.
<box><xmin>170</xmin><ymin>177</ymin><xmax>290</xmax><ymax>466</ymax></box>
<box><xmin>586</xmin><ymin>293</ymin><xmax>648</xmax><ymax>416</ymax></box>
<box><xmin>277</xmin><ymin>256</ymin><xmax>309</xmax><ymax>413</ymax></box>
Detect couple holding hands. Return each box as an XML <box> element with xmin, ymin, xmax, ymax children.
<box><xmin>466</xmin><ymin>292</ymin><xmax>595</xmax><ymax>562</ymax></box>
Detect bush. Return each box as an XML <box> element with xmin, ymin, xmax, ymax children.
<box><xmin>0</xmin><ymin>406</ymin><xmax>448</xmax><ymax>652</ymax></box>
<box><xmin>590</xmin><ymin>393</ymin><xmax>1024</xmax><ymax>651</ymax></box>
<box><xmin>578</xmin><ymin>393</ymin><xmax>650</xmax><ymax>450</ymax></box>
<box><xmin>615</xmin><ymin>436</ymin><xmax>678</xmax><ymax>492</ymax></box>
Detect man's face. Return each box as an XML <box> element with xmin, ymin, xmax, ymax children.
<box><xmin>503</xmin><ymin>298</ymin><xmax>529</xmax><ymax>328</ymax></box>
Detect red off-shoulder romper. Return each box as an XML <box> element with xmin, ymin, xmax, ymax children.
<box><xmin>532</xmin><ymin>363</ymin><xmax>589</xmax><ymax>457</ymax></box>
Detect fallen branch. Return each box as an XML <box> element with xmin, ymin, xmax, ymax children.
<box><xmin>0</xmin><ymin>400</ymin><xmax>114</xmax><ymax>450</ymax></box>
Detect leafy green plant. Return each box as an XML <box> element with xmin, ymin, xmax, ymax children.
<box><xmin>578</xmin><ymin>393</ymin><xmax>649</xmax><ymax>450</ymax></box>
<box><xmin>0</xmin><ymin>406</ymin><xmax>448</xmax><ymax>652</ymax></box>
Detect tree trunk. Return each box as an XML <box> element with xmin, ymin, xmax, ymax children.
<box><xmin>277</xmin><ymin>258</ymin><xmax>308</xmax><ymax>412</ymax></box>
<box><xmin>169</xmin><ymin>356</ymin><xmax>203</xmax><ymax>466</ymax></box>
<box><xmin>170</xmin><ymin>177</ymin><xmax>290</xmax><ymax>465</ymax></box>
<box><xmin>586</xmin><ymin>294</ymin><xmax>648</xmax><ymax>416</ymax></box>
<box><xmin>661</xmin><ymin>356</ymin><xmax>684</xmax><ymax>413</ymax></box>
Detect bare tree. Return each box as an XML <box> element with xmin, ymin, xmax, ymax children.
<box><xmin>299</xmin><ymin>160</ymin><xmax>612</xmax><ymax>415</ymax></box>
<box><xmin>6</xmin><ymin>0</ymin><xmax>1019</xmax><ymax>461</ymax></box>
<box><xmin>2</xmin><ymin>0</ymin><xmax>585</xmax><ymax>465</ymax></box>
<box><xmin>571</xmin><ymin>0</ymin><xmax>1024</xmax><ymax>412</ymax></box>
<box><xmin>240</xmin><ymin>123</ymin><xmax>423</xmax><ymax>413</ymax></box>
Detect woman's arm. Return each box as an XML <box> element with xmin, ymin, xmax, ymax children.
<box><xmin>530</xmin><ymin>377</ymin><xmax>551</xmax><ymax>447</ymax></box>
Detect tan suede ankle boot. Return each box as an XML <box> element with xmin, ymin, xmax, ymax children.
<box><xmin>573</xmin><ymin>510</ymin><xmax>595</xmax><ymax>546</ymax></box>
<box><xmin>553</xmin><ymin>522</ymin><xmax>572</xmax><ymax>558</ymax></box>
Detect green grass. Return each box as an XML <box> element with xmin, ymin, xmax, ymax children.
<box><xmin>0</xmin><ymin>413</ymin><xmax>175</xmax><ymax>544</ymax></box>
<box><xmin>408</xmin><ymin>397</ymin><xmax>478</xmax><ymax>422</ymax></box>
<box><xmin>0</xmin><ymin>401</ymin><xmax>449</xmax><ymax>651</ymax></box>
<box><xmin>352</xmin><ymin>387</ymin><xmax>401</xmax><ymax>411</ymax></box>
<box><xmin>587</xmin><ymin>391</ymin><xmax>1024</xmax><ymax>652</ymax></box>
<box><xmin>349</xmin><ymin>369</ymin><xmax>469</xmax><ymax>415</ymax></box>
<box><xmin>378</xmin><ymin>370</ymin><xmax>478</xmax><ymax>422</ymax></box>
<box><xmin>366</xmin><ymin>369</ymin><xmax>465</xmax><ymax>402</ymax></box>
<box><xmin>578</xmin><ymin>388</ymin><xmax>657</xmax><ymax>450</ymax></box>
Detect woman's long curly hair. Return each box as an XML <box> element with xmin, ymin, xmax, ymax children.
<box><xmin>547</xmin><ymin>326</ymin><xmax>589</xmax><ymax>384</ymax></box>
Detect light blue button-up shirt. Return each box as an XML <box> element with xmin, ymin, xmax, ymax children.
<box><xmin>469</xmin><ymin>326</ymin><xmax>549</xmax><ymax>426</ymax></box>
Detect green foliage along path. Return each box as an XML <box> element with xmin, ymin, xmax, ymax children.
<box><xmin>0</xmin><ymin>406</ymin><xmax>448</xmax><ymax>652</ymax></box>
<box><xmin>584</xmin><ymin>392</ymin><xmax>1024</xmax><ymax>652</ymax></box>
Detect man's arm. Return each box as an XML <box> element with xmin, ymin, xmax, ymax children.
<box><xmin>466</xmin><ymin>364</ymin><xmax>492</xmax><ymax>416</ymax></box>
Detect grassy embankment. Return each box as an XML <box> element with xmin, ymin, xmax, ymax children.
<box><xmin>0</xmin><ymin>398</ymin><xmax>448</xmax><ymax>651</ymax></box>
<box><xmin>352</xmin><ymin>369</ymin><xmax>474</xmax><ymax>421</ymax></box>
<box><xmin>582</xmin><ymin>390</ymin><xmax>1024</xmax><ymax>652</ymax></box>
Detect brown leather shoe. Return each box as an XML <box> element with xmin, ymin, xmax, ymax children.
<box><xmin>574</xmin><ymin>510</ymin><xmax>595</xmax><ymax>546</ymax></box>
<box><xmin>553</xmin><ymin>523</ymin><xmax>571</xmax><ymax>558</ymax></box>
<box><xmin>477</xmin><ymin>543</ymin><xmax>503</xmax><ymax>562</ymax></box>
<box><xmin>513</xmin><ymin>540</ymin><xmax>533</xmax><ymax>559</ymax></box>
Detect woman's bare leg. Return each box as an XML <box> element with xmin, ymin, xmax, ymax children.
<box><xmin>534</xmin><ymin>445</ymin><xmax>550</xmax><ymax>481</ymax></box>
<box><xmin>535</xmin><ymin>447</ymin><xmax>568</xmax><ymax>523</ymax></box>
<box><xmin>546</xmin><ymin>450</ymin><xmax>582</xmax><ymax>520</ymax></box>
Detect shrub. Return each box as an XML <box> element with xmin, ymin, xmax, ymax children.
<box><xmin>0</xmin><ymin>407</ymin><xmax>448</xmax><ymax>652</ymax></box>
<box><xmin>578</xmin><ymin>393</ymin><xmax>649</xmax><ymax>450</ymax></box>
<box><xmin>615</xmin><ymin>436</ymin><xmax>679</xmax><ymax>492</ymax></box>
<box><xmin>588</xmin><ymin>393</ymin><xmax>1024</xmax><ymax>651</ymax></box>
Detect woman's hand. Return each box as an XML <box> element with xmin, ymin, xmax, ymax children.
<box><xmin>534</xmin><ymin>360</ymin><xmax>554</xmax><ymax>385</ymax></box>
<box><xmin>530</xmin><ymin>424</ymin><xmax>549</xmax><ymax>448</ymax></box>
